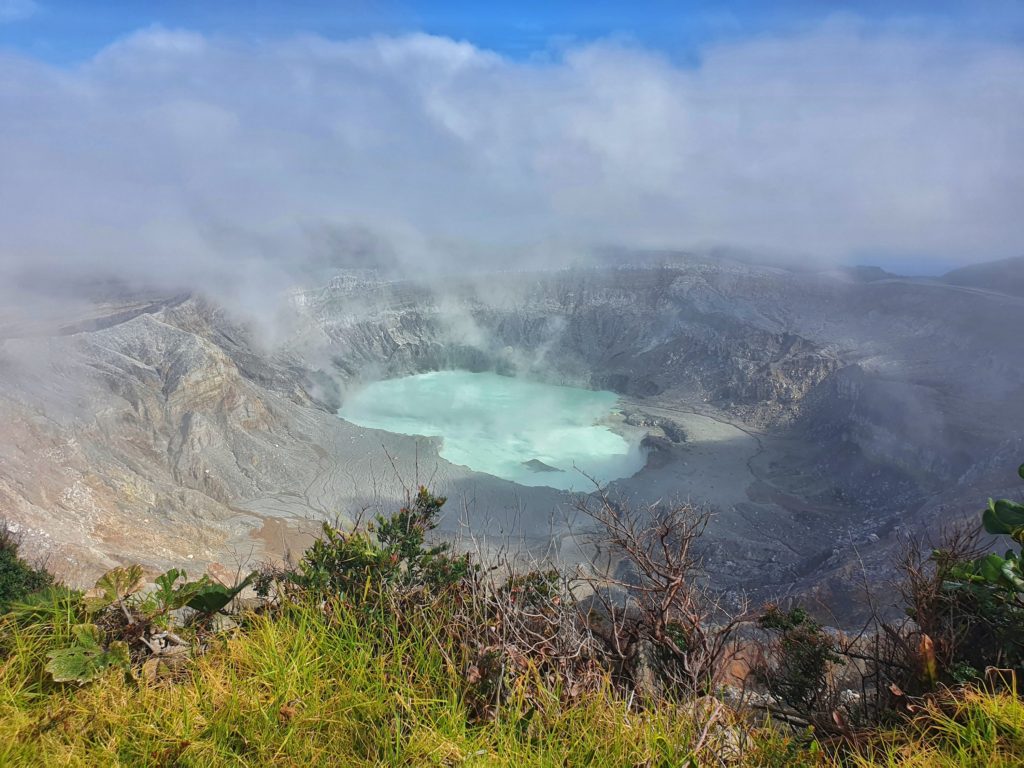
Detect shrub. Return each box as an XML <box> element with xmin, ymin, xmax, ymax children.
<box><xmin>902</xmin><ymin>463</ymin><xmax>1024</xmax><ymax>682</ymax></box>
<box><xmin>270</xmin><ymin>486</ymin><xmax>474</xmax><ymax>602</ymax></box>
<box><xmin>574</xmin><ymin>490</ymin><xmax>749</xmax><ymax>697</ymax></box>
<box><xmin>26</xmin><ymin>563</ymin><xmax>254</xmax><ymax>685</ymax></box>
<box><xmin>755</xmin><ymin>606</ymin><xmax>843</xmax><ymax>716</ymax></box>
<box><xmin>0</xmin><ymin>521</ymin><xmax>53</xmax><ymax>610</ymax></box>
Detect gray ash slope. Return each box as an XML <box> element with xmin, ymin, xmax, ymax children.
<box><xmin>2</xmin><ymin>256</ymin><xmax>1022</xmax><ymax>617</ymax></box>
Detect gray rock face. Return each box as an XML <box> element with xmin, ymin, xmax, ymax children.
<box><xmin>1</xmin><ymin>256</ymin><xmax>1022</xmax><ymax>620</ymax></box>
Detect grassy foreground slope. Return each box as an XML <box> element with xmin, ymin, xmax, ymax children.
<box><xmin>0</xmin><ymin>596</ymin><xmax>788</xmax><ymax>767</ymax></box>
<box><xmin>1</xmin><ymin>593</ymin><xmax>1022</xmax><ymax>767</ymax></box>
<box><xmin>3</xmin><ymin>479</ymin><xmax>1024</xmax><ymax>766</ymax></box>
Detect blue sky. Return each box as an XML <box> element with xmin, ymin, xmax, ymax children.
<box><xmin>4</xmin><ymin>0</ymin><xmax>1024</xmax><ymax>64</ymax></box>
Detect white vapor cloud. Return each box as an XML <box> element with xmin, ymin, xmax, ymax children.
<box><xmin>0</xmin><ymin>19</ymin><xmax>1022</xmax><ymax>308</ymax></box>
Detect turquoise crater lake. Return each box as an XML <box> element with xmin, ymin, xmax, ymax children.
<box><xmin>338</xmin><ymin>371</ymin><xmax>646</xmax><ymax>490</ymax></box>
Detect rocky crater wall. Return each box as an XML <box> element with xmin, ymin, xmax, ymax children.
<box><xmin>2</xmin><ymin>259</ymin><xmax>1022</xmax><ymax>613</ymax></box>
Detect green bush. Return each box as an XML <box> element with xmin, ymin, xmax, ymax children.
<box><xmin>0</xmin><ymin>521</ymin><xmax>53</xmax><ymax>610</ymax></box>
<box><xmin>755</xmin><ymin>605</ymin><xmax>843</xmax><ymax>715</ymax></box>
<box><xmin>911</xmin><ymin>463</ymin><xmax>1024</xmax><ymax>680</ymax></box>
<box><xmin>17</xmin><ymin>562</ymin><xmax>254</xmax><ymax>685</ymax></box>
<box><xmin>273</xmin><ymin>486</ymin><xmax>475</xmax><ymax>602</ymax></box>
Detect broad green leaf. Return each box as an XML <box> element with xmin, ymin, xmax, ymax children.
<box><xmin>982</xmin><ymin>498</ymin><xmax>1024</xmax><ymax>536</ymax></box>
<box><xmin>169</xmin><ymin>578</ymin><xmax>211</xmax><ymax>610</ymax></box>
<box><xmin>185</xmin><ymin>583</ymin><xmax>235</xmax><ymax>614</ymax></box>
<box><xmin>84</xmin><ymin>565</ymin><xmax>145</xmax><ymax>612</ymax></box>
<box><xmin>186</xmin><ymin>572</ymin><xmax>255</xmax><ymax>615</ymax></box>
<box><xmin>45</xmin><ymin>625</ymin><xmax>131</xmax><ymax>683</ymax></box>
<box><xmin>71</xmin><ymin>622</ymin><xmax>103</xmax><ymax>650</ymax></box>
<box><xmin>154</xmin><ymin>569</ymin><xmax>185</xmax><ymax>600</ymax></box>
<box><xmin>1000</xmin><ymin>560</ymin><xmax>1024</xmax><ymax>592</ymax></box>
<box><xmin>154</xmin><ymin>569</ymin><xmax>211</xmax><ymax>611</ymax></box>
<box><xmin>978</xmin><ymin>554</ymin><xmax>1007</xmax><ymax>583</ymax></box>
<box><xmin>107</xmin><ymin>641</ymin><xmax>130</xmax><ymax>668</ymax></box>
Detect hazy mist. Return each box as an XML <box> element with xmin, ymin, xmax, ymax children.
<box><xmin>1</xmin><ymin>18</ymin><xmax>1022</xmax><ymax>314</ymax></box>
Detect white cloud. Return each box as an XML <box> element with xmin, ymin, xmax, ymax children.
<box><xmin>0</xmin><ymin>0</ymin><xmax>38</xmax><ymax>23</ymax></box>
<box><xmin>0</xmin><ymin>20</ymin><xmax>1022</xmax><ymax>307</ymax></box>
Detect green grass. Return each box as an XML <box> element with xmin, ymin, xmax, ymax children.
<box><xmin>0</xmin><ymin>596</ymin><xmax>811</xmax><ymax>767</ymax></box>
<box><xmin>1</xmin><ymin>593</ymin><xmax>1021</xmax><ymax>766</ymax></box>
<box><xmin>852</xmin><ymin>688</ymin><xmax>1024</xmax><ymax>768</ymax></box>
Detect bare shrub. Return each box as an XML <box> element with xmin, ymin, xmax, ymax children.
<box><xmin>749</xmin><ymin>522</ymin><xmax>1007</xmax><ymax>739</ymax></box>
<box><xmin>457</xmin><ymin>565</ymin><xmax>608</xmax><ymax>722</ymax></box>
<box><xmin>898</xmin><ymin>523</ymin><xmax>1003</xmax><ymax>677</ymax></box>
<box><xmin>571</xmin><ymin>488</ymin><xmax>749</xmax><ymax>698</ymax></box>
